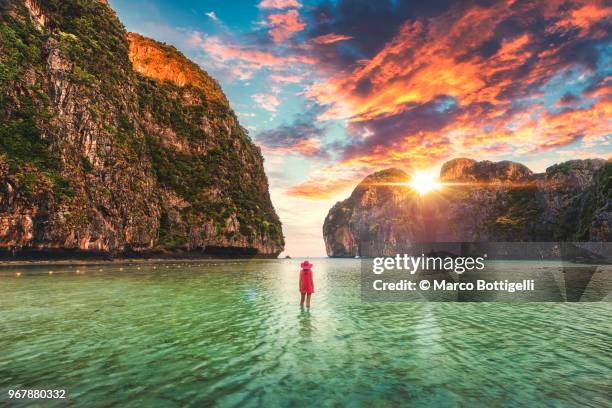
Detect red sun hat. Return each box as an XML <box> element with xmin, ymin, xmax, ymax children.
<box><xmin>300</xmin><ymin>260</ymin><xmax>313</xmax><ymax>269</ymax></box>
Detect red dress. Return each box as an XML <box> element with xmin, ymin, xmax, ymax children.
<box><xmin>299</xmin><ymin>268</ymin><xmax>314</xmax><ymax>294</ymax></box>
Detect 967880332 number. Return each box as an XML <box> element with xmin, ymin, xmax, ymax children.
<box><xmin>8</xmin><ymin>389</ymin><xmax>66</xmax><ymax>399</ymax></box>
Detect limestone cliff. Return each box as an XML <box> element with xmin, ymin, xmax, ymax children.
<box><xmin>0</xmin><ymin>0</ymin><xmax>284</xmax><ymax>258</ymax></box>
<box><xmin>127</xmin><ymin>32</ymin><xmax>228</xmax><ymax>107</ymax></box>
<box><xmin>323</xmin><ymin>158</ymin><xmax>611</xmax><ymax>257</ymax></box>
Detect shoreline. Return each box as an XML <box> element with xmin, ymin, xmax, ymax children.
<box><xmin>0</xmin><ymin>247</ymin><xmax>282</xmax><ymax>267</ymax></box>
<box><xmin>0</xmin><ymin>257</ymin><xmax>287</xmax><ymax>268</ymax></box>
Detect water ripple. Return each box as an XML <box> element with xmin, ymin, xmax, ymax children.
<box><xmin>0</xmin><ymin>259</ymin><xmax>610</xmax><ymax>407</ymax></box>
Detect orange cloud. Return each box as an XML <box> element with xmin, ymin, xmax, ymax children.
<box><xmin>550</xmin><ymin>1</ymin><xmax>611</xmax><ymax>37</ymax></box>
<box><xmin>312</xmin><ymin>33</ymin><xmax>353</xmax><ymax>45</ymax></box>
<box><xmin>308</xmin><ymin>1</ymin><xmax>610</xmax><ymax>120</ymax></box>
<box><xmin>286</xmin><ymin>174</ymin><xmax>359</xmax><ymax>200</ymax></box>
<box><xmin>268</xmin><ymin>9</ymin><xmax>305</xmax><ymax>43</ymax></box>
<box><xmin>288</xmin><ymin>95</ymin><xmax>610</xmax><ymax>200</ymax></box>
<box><xmin>307</xmin><ymin>4</ymin><xmax>517</xmax><ymax>121</ymax></box>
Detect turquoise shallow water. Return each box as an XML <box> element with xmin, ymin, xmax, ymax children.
<box><xmin>0</xmin><ymin>259</ymin><xmax>610</xmax><ymax>407</ymax></box>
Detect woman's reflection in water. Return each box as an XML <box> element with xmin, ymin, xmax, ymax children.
<box><xmin>298</xmin><ymin>307</ymin><xmax>313</xmax><ymax>338</ymax></box>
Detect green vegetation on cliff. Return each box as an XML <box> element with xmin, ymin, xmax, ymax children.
<box><xmin>0</xmin><ymin>0</ymin><xmax>283</xmax><ymax>257</ymax></box>
<box><xmin>0</xmin><ymin>4</ymin><xmax>66</xmax><ymax>198</ymax></box>
<box><xmin>492</xmin><ymin>187</ymin><xmax>542</xmax><ymax>238</ymax></box>
<box><xmin>576</xmin><ymin>163</ymin><xmax>612</xmax><ymax>240</ymax></box>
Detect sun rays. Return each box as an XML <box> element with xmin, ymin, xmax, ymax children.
<box><xmin>408</xmin><ymin>171</ymin><xmax>442</xmax><ymax>196</ymax></box>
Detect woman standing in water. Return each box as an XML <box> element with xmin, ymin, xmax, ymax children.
<box><xmin>299</xmin><ymin>260</ymin><xmax>314</xmax><ymax>308</ymax></box>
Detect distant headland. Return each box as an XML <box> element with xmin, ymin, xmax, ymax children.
<box><xmin>324</xmin><ymin>158</ymin><xmax>611</xmax><ymax>259</ymax></box>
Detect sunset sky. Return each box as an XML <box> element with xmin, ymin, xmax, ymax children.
<box><xmin>109</xmin><ymin>0</ymin><xmax>611</xmax><ymax>257</ymax></box>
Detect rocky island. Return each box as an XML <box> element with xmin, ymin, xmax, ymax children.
<box><xmin>0</xmin><ymin>0</ymin><xmax>284</xmax><ymax>259</ymax></box>
<box><xmin>324</xmin><ymin>158</ymin><xmax>611</xmax><ymax>258</ymax></box>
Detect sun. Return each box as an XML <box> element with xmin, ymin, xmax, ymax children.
<box><xmin>409</xmin><ymin>171</ymin><xmax>441</xmax><ymax>196</ymax></box>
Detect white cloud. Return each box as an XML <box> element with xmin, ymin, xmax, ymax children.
<box><xmin>252</xmin><ymin>93</ymin><xmax>280</xmax><ymax>113</ymax></box>
<box><xmin>205</xmin><ymin>11</ymin><xmax>218</xmax><ymax>21</ymax></box>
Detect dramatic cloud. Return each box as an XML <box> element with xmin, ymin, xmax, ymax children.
<box><xmin>267</xmin><ymin>9</ymin><xmax>305</xmax><ymax>43</ymax></box>
<box><xmin>258</xmin><ymin>0</ymin><xmax>302</xmax><ymax>10</ymax></box>
<box><xmin>279</xmin><ymin>0</ymin><xmax>612</xmax><ymax>199</ymax></box>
